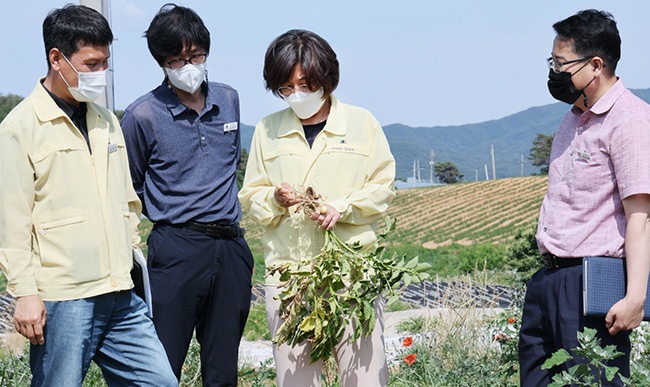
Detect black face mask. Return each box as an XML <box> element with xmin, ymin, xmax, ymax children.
<box><xmin>547</xmin><ymin>69</ymin><xmax>583</xmax><ymax>104</ymax></box>
<box><xmin>547</xmin><ymin>60</ymin><xmax>595</xmax><ymax>106</ymax></box>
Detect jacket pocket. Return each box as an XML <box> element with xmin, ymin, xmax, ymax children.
<box><xmin>262</xmin><ymin>147</ymin><xmax>308</xmax><ymax>183</ymax></box>
<box><xmin>34</xmin><ymin>206</ymin><xmax>106</xmax><ymax>284</ymax></box>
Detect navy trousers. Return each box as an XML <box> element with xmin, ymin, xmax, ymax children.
<box><xmin>147</xmin><ymin>223</ymin><xmax>254</xmax><ymax>386</ymax></box>
<box><xmin>518</xmin><ymin>265</ymin><xmax>630</xmax><ymax>386</ymax></box>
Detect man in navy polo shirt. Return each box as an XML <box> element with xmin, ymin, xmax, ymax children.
<box><xmin>121</xmin><ymin>4</ymin><xmax>253</xmax><ymax>386</ymax></box>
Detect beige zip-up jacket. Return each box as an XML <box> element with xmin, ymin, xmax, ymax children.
<box><xmin>238</xmin><ymin>96</ymin><xmax>395</xmax><ymax>285</ymax></box>
<box><xmin>0</xmin><ymin>81</ymin><xmax>141</xmax><ymax>301</ymax></box>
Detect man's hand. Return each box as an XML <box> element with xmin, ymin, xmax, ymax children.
<box><xmin>14</xmin><ymin>294</ymin><xmax>46</xmax><ymax>345</ymax></box>
<box><xmin>605</xmin><ymin>294</ymin><xmax>644</xmax><ymax>335</ymax></box>
<box><xmin>608</xmin><ymin>194</ymin><xmax>650</xmax><ymax>335</ymax></box>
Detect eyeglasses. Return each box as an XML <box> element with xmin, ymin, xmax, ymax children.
<box><xmin>546</xmin><ymin>56</ymin><xmax>593</xmax><ymax>74</ymax></box>
<box><xmin>277</xmin><ymin>84</ymin><xmax>311</xmax><ymax>97</ymax></box>
<box><xmin>166</xmin><ymin>53</ymin><xmax>207</xmax><ymax>70</ymax></box>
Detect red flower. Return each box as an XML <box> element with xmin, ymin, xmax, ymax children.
<box><xmin>508</xmin><ymin>317</ymin><xmax>516</xmax><ymax>324</ymax></box>
<box><xmin>404</xmin><ymin>353</ymin><xmax>417</xmax><ymax>365</ymax></box>
<box><xmin>402</xmin><ymin>336</ymin><xmax>413</xmax><ymax>347</ymax></box>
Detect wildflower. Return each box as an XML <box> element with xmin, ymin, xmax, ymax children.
<box><xmin>508</xmin><ymin>317</ymin><xmax>516</xmax><ymax>324</ymax></box>
<box><xmin>402</xmin><ymin>336</ymin><xmax>413</xmax><ymax>347</ymax></box>
<box><xmin>404</xmin><ymin>353</ymin><xmax>417</xmax><ymax>365</ymax></box>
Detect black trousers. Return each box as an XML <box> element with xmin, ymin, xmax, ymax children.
<box><xmin>518</xmin><ymin>266</ymin><xmax>630</xmax><ymax>386</ymax></box>
<box><xmin>147</xmin><ymin>223</ymin><xmax>253</xmax><ymax>386</ymax></box>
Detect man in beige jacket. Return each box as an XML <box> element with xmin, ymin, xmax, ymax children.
<box><xmin>0</xmin><ymin>5</ymin><xmax>176</xmax><ymax>386</ymax></box>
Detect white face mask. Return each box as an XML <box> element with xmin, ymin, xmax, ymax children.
<box><xmin>282</xmin><ymin>88</ymin><xmax>326</xmax><ymax>119</ymax></box>
<box><xmin>165</xmin><ymin>62</ymin><xmax>207</xmax><ymax>94</ymax></box>
<box><xmin>59</xmin><ymin>54</ymin><xmax>107</xmax><ymax>103</ymax></box>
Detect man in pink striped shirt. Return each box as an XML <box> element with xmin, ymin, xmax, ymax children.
<box><xmin>518</xmin><ymin>9</ymin><xmax>650</xmax><ymax>386</ymax></box>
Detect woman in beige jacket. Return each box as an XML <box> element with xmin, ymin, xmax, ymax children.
<box><xmin>239</xmin><ymin>29</ymin><xmax>396</xmax><ymax>387</ymax></box>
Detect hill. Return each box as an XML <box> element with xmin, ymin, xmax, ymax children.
<box><xmin>242</xmin><ymin>175</ymin><xmax>549</xmax><ymax>248</ymax></box>
<box><xmin>240</xmin><ymin>88</ymin><xmax>650</xmax><ymax>180</ymax></box>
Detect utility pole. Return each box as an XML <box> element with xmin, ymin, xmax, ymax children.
<box><xmin>475</xmin><ymin>169</ymin><xmax>478</xmax><ymax>182</ymax></box>
<box><xmin>520</xmin><ymin>154</ymin><xmax>525</xmax><ymax>177</ymax></box>
<box><xmin>484</xmin><ymin>164</ymin><xmax>489</xmax><ymax>180</ymax></box>
<box><xmin>490</xmin><ymin>144</ymin><xmax>496</xmax><ymax>180</ymax></box>
<box><xmin>412</xmin><ymin>160</ymin><xmax>416</xmax><ymax>187</ymax></box>
<box><xmin>79</xmin><ymin>0</ymin><xmax>114</xmax><ymax>111</ymax></box>
<box><xmin>429</xmin><ymin>150</ymin><xmax>435</xmax><ymax>184</ymax></box>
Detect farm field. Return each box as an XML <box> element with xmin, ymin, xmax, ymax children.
<box><xmin>386</xmin><ymin>175</ymin><xmax>548</xmax><ymax>247</ymax></box>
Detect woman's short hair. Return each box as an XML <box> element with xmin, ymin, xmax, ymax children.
<box><xmin>264</xmin><ymin>29</ymin><xmax>339</xmax><ymax>97</ymax></box>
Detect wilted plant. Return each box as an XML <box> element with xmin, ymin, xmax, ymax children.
<box><xmin>267</xmin><ymin>186</ymin><xmax>431</xmax><ymax>362</ymax></box>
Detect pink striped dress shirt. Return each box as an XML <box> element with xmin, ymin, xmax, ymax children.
<box><xmin>537</xmin><ymin>80</ymin><xmax>650</xmax><ymax>258</ymax></box>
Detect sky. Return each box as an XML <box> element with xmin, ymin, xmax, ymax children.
<box><xmin>2</xmin><ymin>1</ymin><xmax>650</xmax><ymax>128</ymax></box>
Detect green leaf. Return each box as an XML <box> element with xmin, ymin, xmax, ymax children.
<box><xmin>403</xmin><ymin>273</ymin><xmax>412</xmax><ymax>287</ymax></box>
<box><xmin>604</xmin><ymin>366</ymin><xmax>620</xmax><ymax>381</ymax></box>
<box><xmin>299</xmin><ymin>316</ymin><xmax>317</xmax><ymax>333</ymax></box>
<box><xmin>405</xmin><ymin>256</ymin><xmax>419</xmax><ymax>269</ymax></box>
<box><xmin>542</xmin><ymin>349</ymin><xmax>573</xmax><ymax>369</ymax></box>
<box><xmin>279</xmin><ymin>271</ymin><xmax>291</xmax><ymax>282</ymax></box>
<box><xmin>387</xmin><ymin>294</ymin><xmax>400</xmax><ymax>305</ymax></box>
<box><xmin>548</xmin><ymin>372</ymin><xmax>574</xmax><ymax>387</ymax></box>
<box><xmin>578</xmin><ymin>327</ymin><xmax>597</xmax><ymax>343</ymax></box>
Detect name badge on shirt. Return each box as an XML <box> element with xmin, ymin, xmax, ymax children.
<box><xmin>329</xmin><ymin>145</ymin><xmax>357</xmax><ymax>152</ymax></box>
<box><xmin>108</xmin><ymin>142</ymin><xmax>118</xmax><ymax>153</ymax></box>
<box><xmin>224</xmin><ymin>122</ymin><xmax>238</xmax><ymax>132</ymax></box>
<box><xmin>577</xmin><ymin>150</ymin><xmax>592</xmax><ymax>162</ymax></box>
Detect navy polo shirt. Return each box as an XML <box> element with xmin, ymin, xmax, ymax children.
<box><xmin>121</xmin><ymin>79</ymin><xmax>242</xmax><ymax>225</ymax></box>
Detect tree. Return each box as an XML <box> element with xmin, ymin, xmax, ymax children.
<box><xmin>528</xmin><ymin>133</ymin><xmax>554</xmax><ymax>175</ymax></box>
<box><xmin>434</xmin><ymin>161</ymin><xmax>463</xmax><ymax>184</ymax></box>
<box><xmin>0</xmin><ymin>93</ymin><xmax>24</xmax><ymax>123</ymax></box>
<box><xmin>236</xmin><ymin>148</ymin><xmax>248</xmax><ymax>189</ymax></box>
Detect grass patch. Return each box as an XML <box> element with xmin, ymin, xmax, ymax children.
<box><xmin>243</xmin><ymin>301</ymin><xmax>271</xmax><ymax>341</ymax></box>
<box><xmin>385</xmin><ymin>242</ymin><xmax>513</xmax><ymax>284</ymax></box>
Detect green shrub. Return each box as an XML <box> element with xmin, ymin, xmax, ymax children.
<box><xmin>502</xmin><ymin>222</ymin><xmax>544</xmax><ymax>284</ymax></box>
<box><xmin>542</xmin><ymin>328</ymin><xmax>624</xmax><ymax>386</ymax></box>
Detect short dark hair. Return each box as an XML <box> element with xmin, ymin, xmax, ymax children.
<box><xmin>264</xmin><ymin>29</ymin><xmax>339</xmax><ymax>97</ymax></box>
<box><xmin>145</xmin><ymin>3</ymin><xmax>210</xmax><ymax>67</ymax></box>
<box><xmin>42</xmin><ymin>4</ymin><xmax>113</xmax><ymax>69</ymax></box>
<box><xmin>553</xmin><ymin>9</ymin><xmax>621</xmax><ymax>76</ymax></box>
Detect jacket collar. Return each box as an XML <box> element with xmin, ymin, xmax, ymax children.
<box><xmin>32</xmin><ymin>77</ymin><xmax>112</xmax><ymax>124</ymax></box>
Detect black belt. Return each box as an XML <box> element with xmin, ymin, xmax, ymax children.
<box><xmin>543</xmin><ymin>254</ymin><xmax>583</xmax><ymax>269</ymax></box>
<box><xmin>183</xmin><ymin>222</ymin><xmax>245</xmax><ymax>239</ymax></box>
